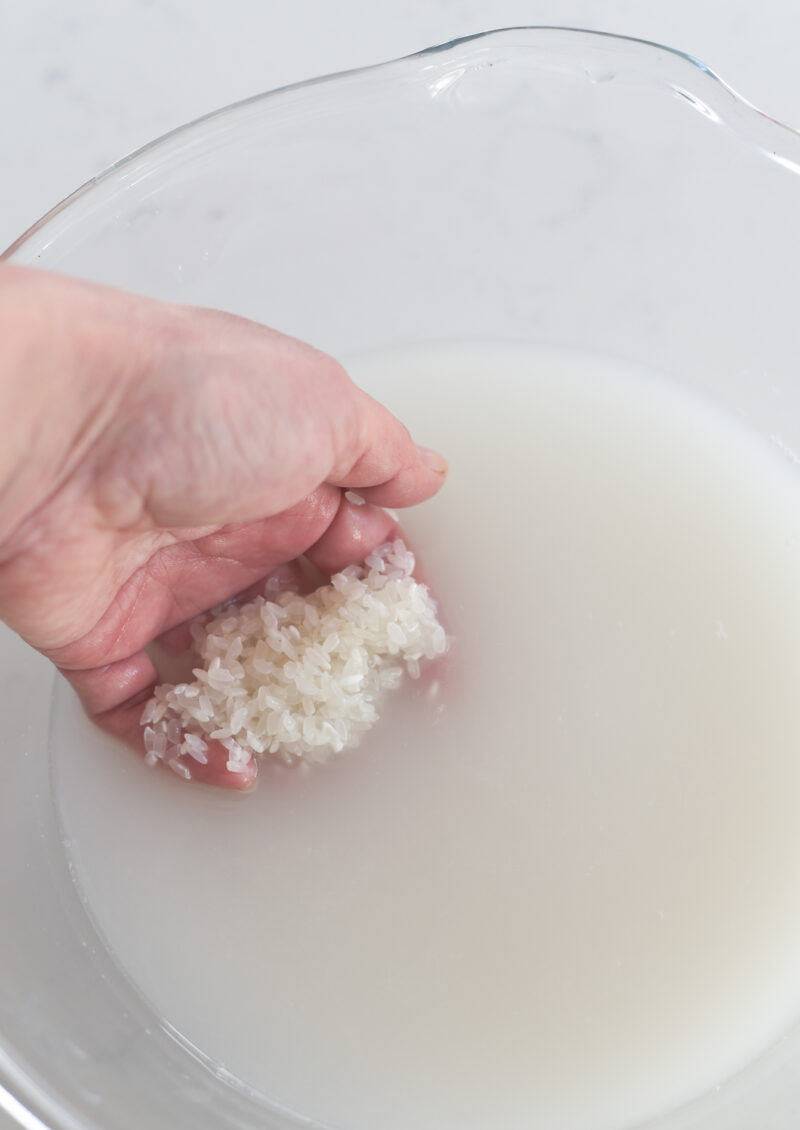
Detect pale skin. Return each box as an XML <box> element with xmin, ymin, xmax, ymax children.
<box><xmin>0</xmin><ymin>266</ymin><xmax>448</xmax><ymax>789</ymax></box>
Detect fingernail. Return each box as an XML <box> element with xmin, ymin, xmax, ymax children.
<box><xmin>241</xmin><ymin>761</ymin><xmax>260</xmax><ymax>793</ymax></box>
<box><xmin>264</xmin><ymin>563</ymin><xmax>302</xmax><ymax>594</ymax></box>
<box><xmin>417</xmin><ymin>446</ymin><xmax>449</xmax><ymax>475</ymax></box>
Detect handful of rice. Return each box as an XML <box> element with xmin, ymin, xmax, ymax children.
<box><xmin>140</xmin><ymin>540</ymin><xmax>447</xmax><ymax>776</ymax></box>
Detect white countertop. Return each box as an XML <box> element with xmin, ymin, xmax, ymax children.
<box><xmin>2</xmin><ymin>2</ymin><xmax>800</xmax><ymax>1128</ymax></box>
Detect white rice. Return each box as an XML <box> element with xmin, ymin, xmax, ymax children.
<box><xmin>139</xmin><ymin>540</ymin><xmax>447</xmax><ymax>774</ymax></box>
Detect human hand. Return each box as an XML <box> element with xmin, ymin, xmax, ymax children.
<box><xmin>0</xmin><ymin>267</ymin><xmax>447</xmax><ymax>788</ymax></box>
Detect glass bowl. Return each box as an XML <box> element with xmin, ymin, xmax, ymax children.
<box><xmin>3</xmin><ymin>26</ymin><xmax>800</xmax><ymax>1130</ymax></box>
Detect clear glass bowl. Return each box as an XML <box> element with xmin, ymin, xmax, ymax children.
<box><xmin>3</xmin><ymin>26</ymin><xmax>800</xmax><ymax>1130</ymax></box>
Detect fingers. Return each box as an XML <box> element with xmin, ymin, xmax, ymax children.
<box><xmin>305</xmin><ymin>495</ymin><xmax>400</xmax><ymax>575</ymax></box>
<box><xmin>99</xmin><ymin>688</ymin><xmax>258</xmax><ymax>791</ymax></box>
<box><xmin>49</xmin><ymin>489</ymin><xmax>402</xmax><ymax>674</ymax></box>
<box><xmin>155</xmin><ymin>497</ymin><xmax>403</xmax><ymax>660</ymax></box>
<box><xmin>63</xmin><ymin>650</ymin><xmax>158</xmax><ymax>717</ymax></box>
<box><xmin>60</xmin><ymin>643</ymin><xmax>257</xmax><ymax>791</ymax></box>
<box><xmin>154</xmin><ymin>559</ymin><xmax>307</xmax><ymax>657</ymax></box>
<box><xmin>328</xmin><ymin>385</ymin><xmax>448</xmax><ymax>507</ymax></box>
<box><xmin>47</xmin><ymin>488</ymin><xmax>340</xmax><ymax>671</ymax></box>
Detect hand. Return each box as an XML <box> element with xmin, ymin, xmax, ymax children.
<box><xmin>0</xmin><ymin>267</ymin><xmax>447</xmax><ymax>788</ymax></box>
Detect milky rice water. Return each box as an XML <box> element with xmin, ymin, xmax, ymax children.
<box><xmin>52</xmin><ymin>344</ymin><xmax>800</xmax><ymax>1130</ymax></box>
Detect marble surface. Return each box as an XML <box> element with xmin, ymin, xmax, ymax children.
<box><xmin>2</xmin><ymin>2</ymin><xmax>800</xmax><ymax>1128</ymax></box>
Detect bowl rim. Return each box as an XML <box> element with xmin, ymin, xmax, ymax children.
<box><xmin>3</xmin><ymin>24</ymin><xmax>800</xmax><ymax>263</ymax></box>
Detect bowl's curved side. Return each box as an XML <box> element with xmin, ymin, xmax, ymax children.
<box><xmin>3</xmin><ymin>26</ymin><xmax>800</xmax><ymax>264</ymax></box>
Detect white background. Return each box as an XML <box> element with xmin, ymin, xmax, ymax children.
<box><xmin>1</xmin><ymin>3</ymin><xmax>799</xmax><ymax>1128</ymax></box>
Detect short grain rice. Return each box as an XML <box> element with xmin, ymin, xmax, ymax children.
<box><xmin>140</xmin><ymin>540</ymin><xmax>446</xmax><ymax>774</ymax></box>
